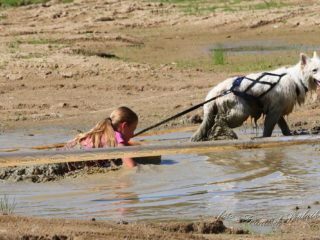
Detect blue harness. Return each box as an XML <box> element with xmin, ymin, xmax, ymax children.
<box><xmin>230</xmin><ymin>72</ymin><xmax>287</xmax><ymax>107</ymax></box>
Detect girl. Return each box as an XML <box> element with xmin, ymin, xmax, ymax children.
<box><xmin>64</xmin><ymin>106</ymin><xmax>139</xmax><ymax>168</ymax></box>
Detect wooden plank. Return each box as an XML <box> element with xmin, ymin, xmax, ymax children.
<box><xmin>0</xmin><ymin>135</ymin><xmax>320</xmax><ymax>167</ymax></box>
<box><xmin>0</xmin><ymin>135</ymin><xmax>319</xmax><ymax>167</ymax></box>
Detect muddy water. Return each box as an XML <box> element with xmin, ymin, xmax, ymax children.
<box><xmin>1</xmin><ymin>128</ymin><xmax>320</xmax><ymax>224</ymax></box>
<box><xmin>205</xmin><ymin>39</ymin><xmax>320</xmax><ymax>55</ymax></box>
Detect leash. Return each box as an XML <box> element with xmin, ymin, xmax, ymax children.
<box><xmin>134</xmin><ymin>72</ymin><xmax>287</xmax><ymax>137</ymax></box>
<box><xmin>133</xmin><ymin>90</ymin><xmax>232</xmax><ymax>137</ymax></box>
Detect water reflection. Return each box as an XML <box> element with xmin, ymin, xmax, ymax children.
<box><xmin>205</xmin><ymin>40</ymin><xmax>320</xmax><ymax>55</ymax></box>
<box><xmin>204</xmin><ymin>144</ymin><xmax>320</xmax><ymax>217</ymax></box>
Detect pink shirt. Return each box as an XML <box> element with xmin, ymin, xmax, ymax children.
<box><xmin>80</xmin><ymin>131</ymin><xmax>124</xmax><ymax>149</ymax></box>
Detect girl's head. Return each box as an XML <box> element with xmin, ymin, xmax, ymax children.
<box><xmin>69</xmin><ymin>106</ymin><xmax>138</xmax><ymax>148</ymax></box>
<box><xmin>109</xmin><ymin>106</ymin><xmax>138</xmax><ymax>142</ymax></box>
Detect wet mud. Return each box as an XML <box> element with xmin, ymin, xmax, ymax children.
<box><xmin>0</xmin><ymin>215</ymin><xmax>247</xmax><ymax>240</ymax></box>
<box><xmin>0</xmin><ymin>162</ymin><xmax>118</xmax><ymax>183</ymax></box>
<box><xmin>0</xmin><ymin>156</ymin><xmax>160</xmax><ymax>183</ymax></box>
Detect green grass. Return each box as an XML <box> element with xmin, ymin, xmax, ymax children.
<box><xmin>212</xmin><ymin>48</ymin><xmax>225</xmax><ymax>65</ymax></box>
<box><xmin>249</xmin><ymin>1</ymin><xmax>289</xmax><ymax>10</ymax></box>
<box><xmin>6</xmin><ymin>40</ymin><xmax>20</xmax><ymax>48</ymax></box>
<box><xmin>0</xmin><ymin>195</ymin><xmax>16</xmax><ymax>215</ymax></box>
<box><xmin>0</xmin><ymin>0</ymin><xmax>73</xmax><ymax>8</ymax></box>
<box><xmin>174</xmin><ymin>51</ymin><xmax>298</xmax><ymax>73</ymax></box>
<box><xmin>146</xmin><ymin>0</ymin><xmax>292</xmax><ymax>15</ymax></box>
<box><xmin>0</xmin><ymin>15</ymin><xmax>7</xmax><ymax>19</ymax></box>
<box><xmin>20</xmin><ymin>53</ymin><xmax>46</xmax><ymax>59</ymax></box>
<box><xmin>27</xmin><ymin>39</ymin><xmax>72</xmax><ymax>45</ymax></box>
<box><xmin>0</xmin><ymin>0</ymin><xmax>49</xmax><ymax>7</ymax></box>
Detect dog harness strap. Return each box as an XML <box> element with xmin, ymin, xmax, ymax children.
<box><xmin>231</xmin><ymin>90</ymin><xmax>263</xmax><ymax>107</ymax></box>
<box><xmin>230</xmin><ymin>72</ymin><xmax>287</xmax><ymax>107</ymax></box>
<box><xmin>294</xmin><ymin>79</ymin><xmax>309</xmax><ymax>97</ymax></box>
<box><xmin>299</xmin><ymin>79</ymin><xmax>309</xmax><ymax>93</ymax></box>
<box><xmin>257</xmin><ymin>73</ymin><xmax>287</xmax><ymax>98</ymax></box>
<box><xmin>295</xmin><ymin>84</ymin><xmax>301</xmax><ymax>97</ymax></box>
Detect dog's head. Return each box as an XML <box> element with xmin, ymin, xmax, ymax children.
<box><xmin>300</xmin><ymin>51</ymin><xmax>320</xmax><ymax>91</ymax></box>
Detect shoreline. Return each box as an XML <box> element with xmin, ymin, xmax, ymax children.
<box><xmin>1</xmin><ymin>213</ymin><xmax>320</xmax><ymax>239</ymax></box>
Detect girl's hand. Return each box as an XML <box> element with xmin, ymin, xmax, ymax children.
<box><xmin>128</xmin><ymin>139</ymin><xmax>146</xmax><ymax>146</ymax></box>
<box><xmin>122</xmin><ymin>157</ymin><xmax>136</xmax><ymax>168</ymax></box>
<box><xmin>118</xmin><ymin>142</ymin><xmax>136</xmax><ymax>168</ymax></box>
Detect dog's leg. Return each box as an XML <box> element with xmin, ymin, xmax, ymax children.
<box><xmin>207</xmin><ymin>115</ymin><xmax>238</xmax><ymax>140</ymax></box>
<box><xmin>277</xmin><ymin>117</ymin><xmax>292</xmax><ymax>136</ymax></box>
<box><xmin>191</xmin><ymin>108</ymin><xmax>216</xmax><ymax>142</ymax></box>
<box><xmin>263</xmin><ymin>110</ymin><xmax>281</xmax><ymax>137</ymax></box>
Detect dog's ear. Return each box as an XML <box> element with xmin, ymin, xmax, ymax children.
<box><xmin>313</xmin><ymin>51</ymin><xmax>319</xmax><ymax>59</ymax></box>
<box><xmin>300</xmin><ymin>53</ymin><xmax>309</xmax><ymax>66</ymax></box>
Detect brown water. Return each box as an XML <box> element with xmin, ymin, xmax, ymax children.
<box><xmin>205</xmin><ymin>39</ymin><xmax>320</xmax><ymax>55</ymax></box>
<box><xmin>1</xmin><ymin>127</ymin><xmax>320</xmax><ymax>226</ymax></box>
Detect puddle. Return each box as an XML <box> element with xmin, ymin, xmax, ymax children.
<box><xmin>1</xmin><ymin>127</ymin><xmax>320</xmax><ymax>229</ymax></box>
<box><xmin>205</xmin><ymin>39</ymin><xmax>320</xmax><ymax>55</ymax></box>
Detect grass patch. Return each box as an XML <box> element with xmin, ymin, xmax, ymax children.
<box><xmin>0</xmin><ymin>0</ymin><xmax>72</xmax><ymax>8</ymax></box>
<box><xmin>6</xmin><ymin>40</ymin><xmax>21</xmax><ymax>49</ymax></box>
<box><xmin>147</xmin><ymin>0</ymin><xmax>292</xmax><ymax>15</ymax></box>
<box><xmin>20</xmin><ymin>53</ymin><xmax>46</xmax><ymax>59</ymax></box>
<box><xmin>212</xmin><ymin>48</ymin><xmax>225</xmax><ymax>65</ymax></box>
<box><xmin>175</xmin><ymin>51</ymin><xmax>298</xmax><ymax>73</ymax></box>
<box><xmin>0</xmin><ymin>0</ymin><xmax>49</xmax><ymax>7</ymax></box>
<box><xmin>0</xmin><ymin>15</ymin><xmax>7</xmax><ymax>19</ymax></box>
<box><xmin>249</xmin><ymin>0</ymin><xmax>289</xmax><ymax>10</ymax></box>
<box><xmin>27</xmin><ymin>39</ymin><xmax>72</xmax><ymax>45</ymax></box>
<box><xmin>0</xmin><ymin>195</ymin><xmax>16</xmax><ymax>215</ymax></box>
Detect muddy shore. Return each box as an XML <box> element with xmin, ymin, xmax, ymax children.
<box><xmin>1</xmin><ymin>0</ymin><xmax>320</xmax><ymax>239</ymax></box>
<box><xmin>1</xmin><ymin>214</ymin><xmax>320</xmax><ymax>240</ymax></box>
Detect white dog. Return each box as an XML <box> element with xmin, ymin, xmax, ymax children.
<box><xmin>191</xmin><ymin>52</ymin><xmax>320</xmax><ymax>141</ymax></box>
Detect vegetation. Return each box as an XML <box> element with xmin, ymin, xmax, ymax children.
<box><xmin>27</xmin><ymin>39</ymin><xmax>72</xmax><ymax>45</ymax></box>
<box><xmin>147</xmin><ymin>0</ymin><xmax>291</xmax><ymax>15</ymax></box>
<box><xmin>212</xmin><ymin>48</ymin><xmax>225</xmax><ymax>65</ymax></box>
<box><xmin>0</xmin><ymin>0</ymin><xmax>49</xmax><ymax>7</ymax></box>
<box><xmin>0</xmin><ymin>0</ymin><xmax>73</xmax><ymax>8</ymax></box>
<box><xmin>6</xmin><ymin>40</ymin><xmax>21</xmax><ymax>49</ymax></box>
<box><xmin>20</xmin><ymin>53</ymin><xmax>47</xmax><ymax>59</ymax></box>
<box><xmin>0</xmin><ymin>195</ymin><xmax>16</xmax><ymax>215</ymax></box>
<box><xmin>174</xmin><ymin>50</ymin><xmax>299</xmax><ymax>73</ymax></box>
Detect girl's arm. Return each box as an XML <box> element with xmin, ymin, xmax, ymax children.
<box><xmin>118</xmin><ymin>142</ymin><xmax>136</xmax><ymax>168</ymax></box>
<box><xmin>128</xmin><ymin>139</ymin><xmax>146</xmax><ymax>146</ymax></box>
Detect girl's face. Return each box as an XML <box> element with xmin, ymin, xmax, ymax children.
<box><xmin>119</xmin><ymin>121</ymin><xmax>138</xmax><ymax>142</ymax></box>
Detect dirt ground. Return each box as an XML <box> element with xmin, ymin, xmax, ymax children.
<box><xmin>1</xmin><ymin>0</ymin><xmax>320</xmax><ymax>238</ymax></box>
<box><xmin>1</xmin><ymin>214</ymin><xmax>320</xmax><ymax>240</ymax></box>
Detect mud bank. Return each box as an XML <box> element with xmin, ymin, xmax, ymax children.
<box><xmin>1</xmin><ymin>215</ymin><xmax>320</xmax><ymax>240</ymax></box>
<box><xmin>0</xmin><ymin>162</ymin><xmax>119</xmax><ymax>183</ymax></box>
<box><xmin>0</xmin><ymin>155</ymin><xmax>161</xmax><ymax>183</ymax></box>
<box><xmin>0</xmin><ymin>215</ymin><xmax>249</xmax><ymax>240</ymax></box>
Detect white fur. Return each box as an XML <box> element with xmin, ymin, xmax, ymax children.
<box><xmin>192</xmin><ymin>52</ymin><xmax>320</xmax><ymax>141</ymax></box>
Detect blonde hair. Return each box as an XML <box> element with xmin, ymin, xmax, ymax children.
<box><xmin>68</xmin><ymin>106</ymin><xmax>138</xmax><ymax>148</ymax></box>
